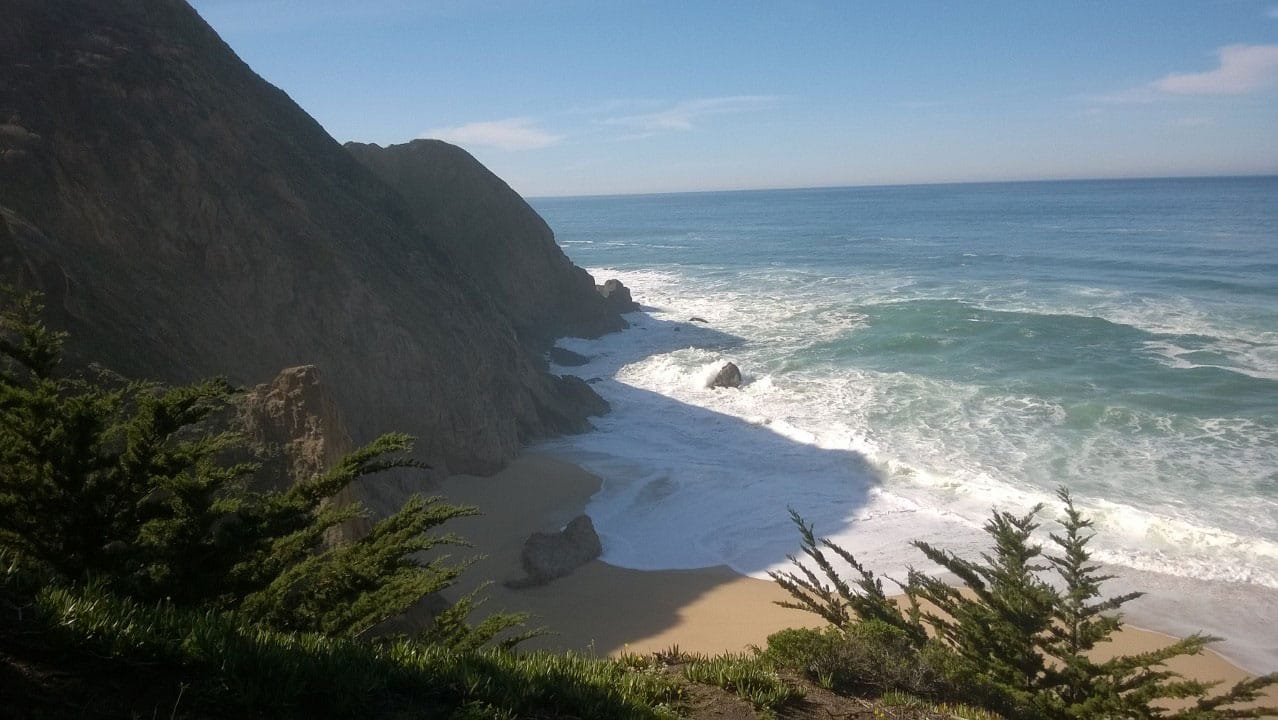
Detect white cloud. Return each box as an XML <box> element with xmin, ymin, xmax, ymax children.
<box><xmin>422</xmin><ymin>117</ymin><xmax>562</xmax><ymax>151</ymax></box>
<box><xmin>606</xmin><ymin>95</ymin><xmax>778</xmax><ymax>133</ymax></box>
<box><xmin>1153</xmin><ymin>44</ymin><xmax>1278</xmax><ymax>95</ymax></box>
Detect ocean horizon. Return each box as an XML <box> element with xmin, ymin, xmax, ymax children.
<box><xmin>530</xmin><ymin>175</ymin><xmax>1278</xmax><ymax>672</ymax></box>
<box><xmin>528</xmin><ymin>173</ymin><xmax>1278</xmax><ymax>202</ymax></box>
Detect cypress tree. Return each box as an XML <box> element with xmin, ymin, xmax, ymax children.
<box><xmin>0</xmin><ymin>288</ymin><xmax>520</xmax><ymax>642</ymax></box>
<box><xmin>775</xmin><ymin>491</ymin><xmax>1278</xmax><ymax>718</ymax></box>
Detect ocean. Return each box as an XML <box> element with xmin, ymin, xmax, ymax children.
<box><xmin>528</xmin><ymin>176</ymin><xmax>1278</xmax><ymax>671</ymax></box>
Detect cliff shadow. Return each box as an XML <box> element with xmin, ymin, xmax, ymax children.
<box><xmin>455</xmin><ymin>310</ymin><xmax>890</xmax><ymax>654</ymax></box>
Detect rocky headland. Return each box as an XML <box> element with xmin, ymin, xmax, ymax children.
<box><xmin>345</xmin><ymin>139</ymin><xmax>627</xmax><ymax>348</ymax></box>
<box><xmin>0</xmin><ymin>0</ymin><xmax>624</xmax><ymax>489</ymax></box>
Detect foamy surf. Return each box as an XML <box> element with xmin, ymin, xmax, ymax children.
<box><xmin>538</xmin><ymin>293</ymin><xmax>1278</xmax><ymax>671</ymax></box>
<box><xmin>530</xmin><ymin>179</ymin><xmax>1278</xmax><ymax>672</ymax></box>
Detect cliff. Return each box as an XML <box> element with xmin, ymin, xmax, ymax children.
<box><xmin>346</xmin><ymin>140</ymin><xmax>627</xmax><ymax>348</ymax></box>
<box><xmin>0</xmin><ymin>0</ymin><xmax>613</xmax><ymax>474</ymax></box>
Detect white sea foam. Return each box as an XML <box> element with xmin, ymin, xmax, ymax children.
<box><xmin>540</xmin><ymin>266</ymin><xmax>1278</xmax><ymax>670</ymax></box>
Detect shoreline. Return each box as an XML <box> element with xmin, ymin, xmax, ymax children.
<box><xmin>438</xmin><ymin>453</ymin><xmax>1275</xmax><ymax>701</ymax></box>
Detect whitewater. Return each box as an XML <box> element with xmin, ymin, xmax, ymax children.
<box><xmin>529</xmin><ymin>177</ymin><xmax>1278</xmax><ymax>672</ymax></box>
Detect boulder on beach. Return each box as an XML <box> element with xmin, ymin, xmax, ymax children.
<box><xmin>597</xmin><ymin>278</ymin><xmax>640</xmax><ymax>313</ymax></box>
<box><xmin>708</xmin><ymin>362</ymin><xmax>742</xmax><ymax>389</ymax></box>
<box><xmin>509</xmin><ymin>515</ymin><xmax>603</xmax><ymax>587</ymax></box>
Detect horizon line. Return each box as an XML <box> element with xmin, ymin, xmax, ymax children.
<box><xmin>526</xmin><ymin>171</ymin><xmax>1278</xmax><ymax>202</ymax></box>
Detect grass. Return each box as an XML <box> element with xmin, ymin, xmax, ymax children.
<box><xmin>682</xmin><ymin>652</ymin><xmax>804</xmax><ymax>716</ymax></box>
<box><xmin>7</xmin><ymin>576</ymin><xmax>684</xmax><ymax>719</ymax></box>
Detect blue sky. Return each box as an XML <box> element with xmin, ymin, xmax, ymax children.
<box><xmin>190</xmin><ymin>1</ymin><xmax>1278</xmax><ymax>197</ymax></box>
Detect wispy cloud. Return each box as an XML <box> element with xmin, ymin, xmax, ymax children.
<box><xmin>1153</xmin><ymin>44</ymin><xmax>1278</xmax><ymax>95</ymax></box>
<box><xmin>421</xmin><ymin>118</ymin><xmax>562</xmax><ymax>151</ymax></box>
<box><xmin>1092</xmin><ymin>44</ymin><xmax>1278</xmax><ymax>103</ymax></box>
<box><xmin>605</xmin><ymin>95</ymin><xmax>778</xmax><ymax>134</ymax></box>
<box><xmin>1267</xmin><ymin>6</ymin><xmax>1278</xmax><ymax>19</ymax></box>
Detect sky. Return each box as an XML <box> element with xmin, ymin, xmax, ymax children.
<box><xmin>189</xmin><ymin>1</ymin><xmax>1278</xmax><ymax>197</ymax></box>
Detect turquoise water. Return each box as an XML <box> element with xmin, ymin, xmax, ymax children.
<box><xmin>530</xmin><ymin>177</ymin><xmax>1278</xmax><ymax>667</ymax></box>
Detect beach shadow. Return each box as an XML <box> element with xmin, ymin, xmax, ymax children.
<box><xmin>456</xmin><ymin>310</ymin><xmax>889</xmax><ymax>654</ymax></box>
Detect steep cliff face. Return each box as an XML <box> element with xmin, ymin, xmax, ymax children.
<box><xmin>0</xmin><ymin>0</ymin><xmax>604</xmax><ymax>474</ymax></box>
<box><xmin>345</xmin><ymin>140</ymin><xmax>626</xmax><ymax>347</ymax></box>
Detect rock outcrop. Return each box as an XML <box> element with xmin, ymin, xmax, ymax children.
<box><xmin>237</xmin><ymin>365</ymin><xmax>374</xmax><ymax>541</ymax></box>
<box><xmin>0</xmin><ymin>0</ymin><xmax>607</xmax><ymax>476</ymax></box>
<box><xmin>708</xmin><ymin>362</ymin><xmax>743</xmax><ymax>389</ymax></box>
<box><xmin>239</xmin><ymin>366</ymin><xmax>353</xmax><ymax>492</ymax></box>
<box><xmin>548</xmin><ymin>346</ymin><xmax>591</xmax><ymax>367</ymax></box>
<box><xmin>510</xmin><ymin>515</ymin><xmax>603</xmax><ymax>587</ymax></box>
<box><xmin>345</xmin><ymin>139</ymin><xmax>627</xmax><ymax>347</ymax></box>
<box><xmin>597</xmin><ymin>278</ymin><xmax>641</xmax><ymax>313</ymax></box>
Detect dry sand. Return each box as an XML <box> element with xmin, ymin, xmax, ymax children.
<box><xmin>437</xmin><ymin>453</ymin><xmax>1274</xmax><ymax>704</ymax></box>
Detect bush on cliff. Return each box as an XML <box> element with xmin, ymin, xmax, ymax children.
<box><xmin>0</xmin><ymin>288</ymin><xmax>513</xmax><ymax>640</ymax></box>
<box><xmin>770</xmin><ymin>493</ymin><xmax>1278</xmax><ymax>719</ymax></box>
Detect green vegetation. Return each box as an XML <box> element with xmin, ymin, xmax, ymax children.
<box><xmin>769</xmin><ymin>494</ymin><xmax>1278</xmax><ymax>719</ymax></box>
<box><xmin>1</xmin><ymin>554</ymin><xmax>682</xmax><ymax>718</ymax></box>
<box><xmin>0</xmin><ymin>288</ymin><xmax>516</xmax><ymax>642</ymax></box>
<box><xmin>682</xmin><ymin>653</ymin><xmax>804</xmax><ymax>717</ymax></box>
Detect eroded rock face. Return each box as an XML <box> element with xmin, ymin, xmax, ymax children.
<box><xmin>0</xmin><ymin>0</ymin><xmax>607</xmax><ymax>476</ymax></box>
<box><xmin>597</xmin><ymin>279</ymin><xmax>641</xmax><ymax>314</ymax></box>
<box><xmin>511</xmin><ymin>515</ymin><xmax>603</xmax><ymax>587</ymax></box>
<box><xmin>708</xmin><ymin>362</ymin><xmax>742</xmax><ymax>389</ymax></box>
<box><xmin>345</xmin><ymin>139</ymin><xmax>627</xmax><ymax>347</ymax></box>
<box><xmin>237</xmin><ymin>365</ymin><xmax>372</xmax><ymax>541</ymax></box>
<box><xmin>239</xmin><ymin>365</ymin><xmax>352</xmax><ymax>491</ymax></box>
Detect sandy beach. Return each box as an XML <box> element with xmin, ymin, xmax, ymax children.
<box><xmin>436</xmin><ymin>453</ymin><xmax>1275</xmax><ymax>706</ymax></box>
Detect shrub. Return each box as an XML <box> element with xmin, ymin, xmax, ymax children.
<box><xmin>0</xmin><ymin>288</ymin><xmax>518</xmax><ymax>643</ymax></box>
<box><xmin>761</xmin><ymin>622</ymin><xmax>974</xmax><ymax>699</ymax></box>
<box><xmin>772</xmin><ymin>491</ymin><xmax>1278</xmax><ymax>719</ymax></box>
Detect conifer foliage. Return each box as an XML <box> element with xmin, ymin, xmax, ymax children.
<box><xmin>0</xmin><ymin>289</ymin><xmax>504</xmax><ymax>640</ymax></box>
<box><xmin>772</xmin><ymin>491</ymin><xmax>1278</xmax><ymax>719</ymax></box>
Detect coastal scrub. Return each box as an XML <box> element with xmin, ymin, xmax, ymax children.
<box><xmin>771</xmin><ymin>493</ymin><xmax>1278</xmax><ymax>718</ymax></box>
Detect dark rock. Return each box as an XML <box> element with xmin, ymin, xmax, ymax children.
<box><xmin>510</xmin><ymin>515</ymin><xmax>603</xmax><ymax>587</ymax></box>
<box><xmin>689</xmin><ymin>316</ymin><xmax>708</xmax><ymax>323</ymax></box>
<box><xmin>708</xmin><ymin>362</ymin><xmax>742</xmax><ymax>389</ymax></box>
<box><xmin>548</xmin><ymin>346</ymin><xmax>590</xmax><ymax>367</ymax></box>
<box><xmin>551</xmin><ymin>374</ymin><xmax>610</xmax><ymax>420</ymax></box>
<box><xmin>597</xmin><ymin>278</ymin><xmax>640</xmax><ymax>313</ymax></box>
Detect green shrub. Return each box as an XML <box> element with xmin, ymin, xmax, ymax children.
<box><xmin>762</xmin><ymin>622</ymin><xmax>977</xmax><ymax>699</ymax></box>
<box><xmin>0</xmin><ymin>288</ymin><xmax>519</xmax><ymax>643</ymax></box>
<box><xmin>760</xmin><ymin>626</ymin><xmax>845</xmax><ymax>686</ymax></box>
<box><xmin>772</xmin><ymin>491</ymin><xmax>1278</xmax><ymax>719</ymax></box>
